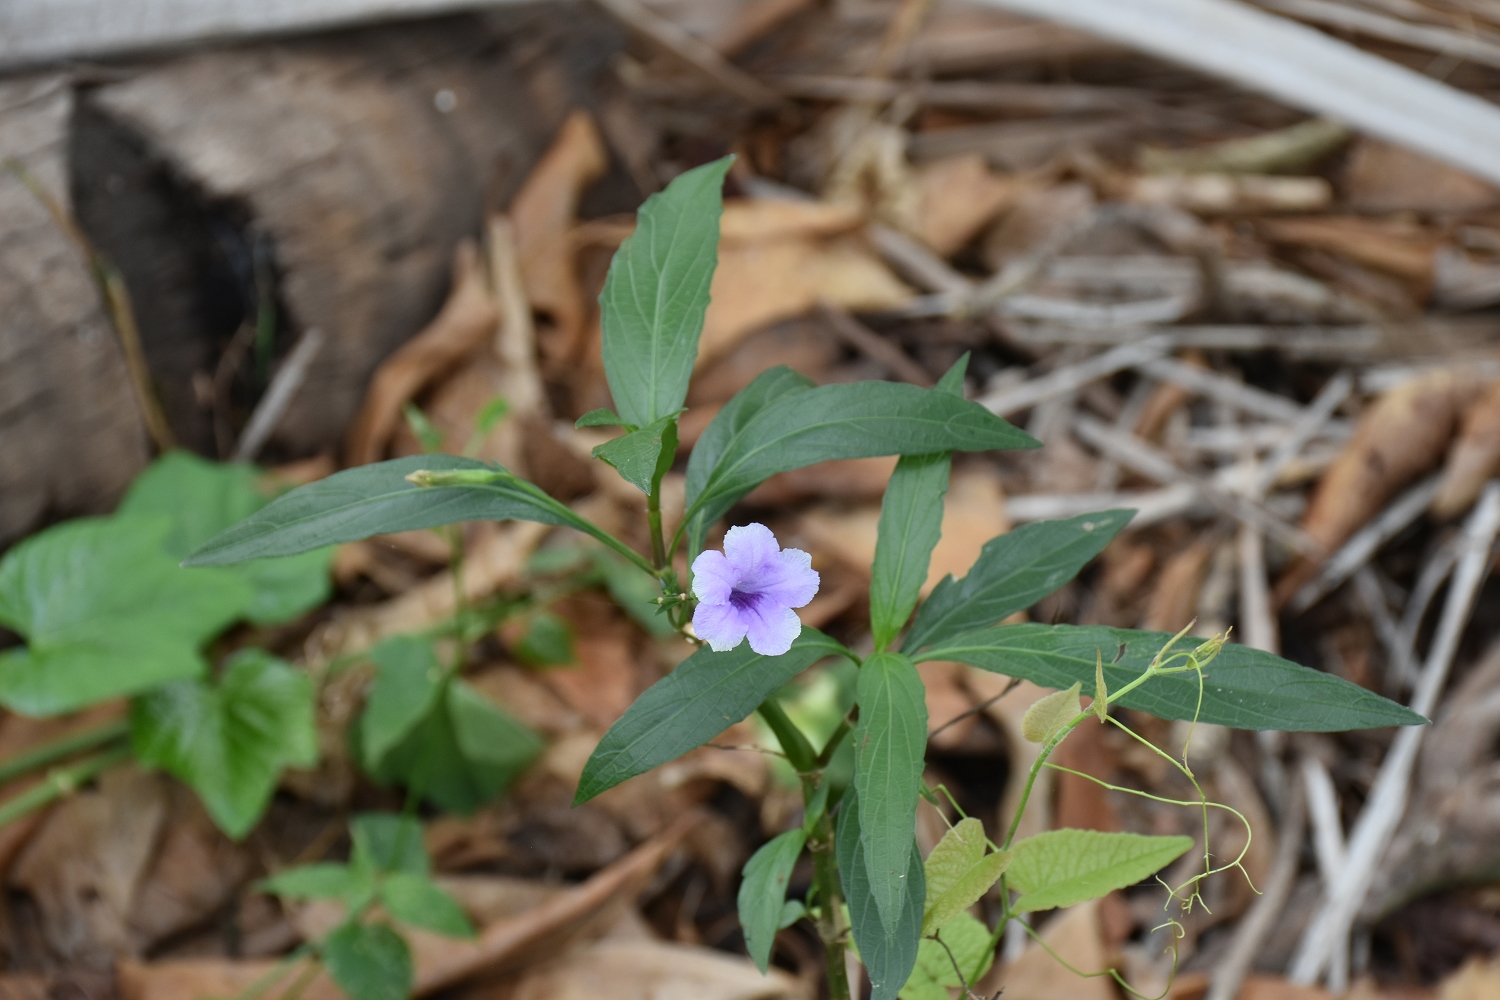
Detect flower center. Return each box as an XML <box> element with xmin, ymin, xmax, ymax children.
<box><xmin>728</xmin><ymin>587</ymin><xmax>760</xmax><ymax>610</ymax></box>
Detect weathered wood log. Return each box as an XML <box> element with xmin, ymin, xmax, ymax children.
<box><xmin>74</xmin><ymin>5</ymin><xmax>625</xmax><ymax>458</ymax></box>
<box><xmin>0</xmin><ymin>75</ymin><xmax>150</xmax><ymax>546</ymax></box>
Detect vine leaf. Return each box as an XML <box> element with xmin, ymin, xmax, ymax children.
<box><xmin>1019</xmin><ymin>681</ymin><xmax>1082</xmax><ymax>744</ymax></box>
<box><xmin>1007</xmin><ymin>829</ymin><xmax>1194</xmax><ymax>913</ymax></box>
<box><xmin>921</xmin><ymin>817</ymin><xmax>1011</xmax><ymax>935</ymax></box>
<box><xmin>899</xmin><ymin>912</ymin><xmax>994</xmax><ymax>1000</ymax></box>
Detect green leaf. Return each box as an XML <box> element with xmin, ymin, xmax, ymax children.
<box><xmin>870</xmin><ymin>452</ymin><xmax>950</xmax><ymax>652</ymax></box>
<box><xmin>259</xmin><ymin>863</ymin><xmax>364</xmax><ymax>902</ymax></box>
<box><xmin>131</xmin><ymin>649</ymin><xmax>317</xmax><ymax>838</ymax></box>
<box><xmin>351</xmin><ymin>813</ymin><xmax>428</xmax><ymax>877</ymax></box>
<box><xmin>575</xmin><ymin>628</ymin><xmax>847</xmax><ymax>804</ymax></box>
<box><xmin>916</xmin><ymin>623</ymin><xmax>1426</xmax><ymax>731</ymax></box>
<box><xmin>360</xmin><ymin>637</ymin><xmax>445</xmax><ymax>767</ymax></box>
<box><xmin>0</xmin><ymin>516</ymin><xmax>250</xmax><ymax>715</ymax></box>
<box><xmin>922</xmin><ymin>818</ymin><xmax>1010</xmax><ymax>935</ymax></box>
<box><xmin>683</xmin><ymin>366</ymin><xmax>815</xmax><ymax>555</ymax></box>
<box><xmin>402</xmin><ymin>402</ymin><xmax>446</xmax><ymax>453</ymax></box>
<box><xmin>902</xmin><ymin>511</ymin><xmax>1132</xmax><ymax>654</ymax></box>
<box><xmin>184</xmin><ymin>455</ymin><xmax>613</xmax><ymax>566</ymax></box>
<box><xmin>685</xmin><ymin>380</ymin><xmax>1037</xmax><ymax>535</ymax></box>
<box><xmin>600</xmin><ymin>156</ymin><xmax>732</xmax><ymax>428</ymax></box>
<box><xmin>381</xmin><ymin>872</ymin><xmax>475</xmax><ymax>937</ymax></box>
<box><xmin>120</xmin><ymin>451</ymin><xmax>332</xmax><ymax>625</ymax></box>
<box><xmin>900</xmin><ymin>912</ymin><xmax>995</xmax><ymax>1000</ymax></box>
<box><xmin>870</xmin><ymin>355</ymin><xmax>969</xmax><ymax>652</ymax></box>
<box><xmin>1019</xmin><ymin>682</ymin><xmax>1082</xmax><ymax>745</ymax></box>
<box><xmin>511</xmin><ymin>611</ymin><xmax>576</xmax><ymax>667</ymax></box>
<box><xmin>472</xmin><ymin>395</ymin><xmax>511</xmax><ymax>439</ymax></box>
<box><xmin>1007</xmin><ymin>829</ymin><xmax>1194</xmax><ymax>913</ymax></box>
<box><xmin>576</xmin><ymin>407</ymin><xmax>623</xmax><ymax>428</ymax></box>
<box><xmin>838</xmin><ymin>786</ymin><xmax>924</xmax><ymax>1000</ymax></box>
<box><xmin>368</xmin><ymin>680</ymin><xmax>543</xmax><ymax>814</ymax></box>
<box><xmin>854</xmin><ymin>651</ymin><xmax>928</xmax><ymax>932</ymax></box>
<box><xmin>322</xmin><ymin>922</ymin><xmax>412</xmax><ymax>1000</ymax></box>
<box><xmin>592</xmin><ymin>415</ymin><xmax>679</xmax><ymax>495</ymax></box>
<box><xmin>738</xmin><ymin>827</ymin><xmax>807</xmax><ymax>972</ymax></box>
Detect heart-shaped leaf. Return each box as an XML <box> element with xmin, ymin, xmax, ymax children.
<box><xmin>1007</xmin><ymin>829</ymin><xmax>1194</xmax><ymax>913</ymax></box>
<box><xmin>131</xmin><ymin>649</ymin><xmax>317</xmax><ymax>838</ymax></box>
<box><xmin>0</xmin><ymin>515</ymin><xmax>250</xmax><ymax>715</ymax></box>
<box><xmin>922</xmin><ymin>818</ymin><xmax>1010</xmax><ymax>935</ymax></box>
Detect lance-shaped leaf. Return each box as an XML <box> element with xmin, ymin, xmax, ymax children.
<box><xmin>131</xmin><ymin>648</ymin><xmax>317</xmax><ymax>838</ymax></box>
<box><xmin>738</xmin><ymin>827</ymin><xmax>807</xmax><ymax>972</ymax></box>
<box><xmin>917</xmin><ymin>623</ymin><xmax>1425</xmax><ymax>731</ymax></box>
<box><xmin>900</xmin><ymin>912</ymin><xmax>995</xmax><ymax>1000</ymax></box>
<box><xmin>869</xmin><ymin>357</ymin><xmax>967</xmax><ymax>651</ymax></box>
<box><xmin>921</xmin><ymin>817</ymin><xmax>1011</xmax><ymax>935</ymax></box>
<box><xmin>601</xmin><ymin>156</ymin><xmax>732</xmax><ymax>428</ymax></box>
<box><xmin>592</xmin><ymin>414</ymin><xmax>679</xmax><ymax>495</ymax></box>
<box><xmin>685</xmin><ymin>380</ymin><xmax>1038</xmax><ymax>537</ymax></box>
<box><xmin>854</xmin><ymin>651</ymin><xmax>928</xmax><ymax>931</ymax></box>
<box><xmin>0</xmin><ymin>516</ymin><xmax>250</xmax><ymax>715</ymax></box>
<box><xmin>184</xmin><ymin>455</ymin><xmax>616</xmax><ymax>566</ymax></box>
<box><xmin>1007</xmin><ymin>829</ymin><xmax>1194</xmax><ymax>913</ymax></box>
<box><xmin>839</xmin><ymin>787</ymin><xmax>925</xmax><ymax>1000</ymax></box>
<box><xmin>903</xmin><ymin>510</ymin><xmax>1132</xmax><ymax>654</ymax></box>
<box><xmin>683</xmin><ymin>365</ymin><xmax>815</xmax><ymax>555</ymax></box>
<box><xmin>575</xmin><ymin>628</ymin><xmax>848</xmax><ymax>803</ymax></box>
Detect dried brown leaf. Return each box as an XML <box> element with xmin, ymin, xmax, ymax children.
<box><xmin>913</xmin><ymin>154</ymin><xmax>1019</xmax><ymax>256</ymax></box>
<box><xmin>1433</xmin><ymin>380</ymin><xmax>1500</xmax><ymax>520</ymax></box>
<box><xmin>979</xmin><ymin>900</ymin><xmax>1112</xmax><ymax>1000</ymax></box>
<box><xmin>1274</xmin><ymin>368</ymin><xmax>1483</xmax><ymax>607</ymax></box>
<box><xmin>1344</xmin><ymin>139</ymin><xmax>1500</xmax><ymax>215</ymax></box>
<box><xmin>344</xmin><ymin>240</ymin><xmax>498</xmax><ymax>466</ymax></box>
<box><xmin>510</xmin><ymin>111</ymin><xmax>609</xmax><ymax>371</ymax></box>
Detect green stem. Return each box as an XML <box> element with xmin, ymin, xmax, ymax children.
<box><xmin>647</xmin><ymin>486</ymin><xmax>668</xmax><ymax>570</ymax></box>
<box><xmin>0</xmin><ymin>745</ymin><xmax>132</xmax><ymax>830</ymax></box>
<box><xmin>816</xmin><ymin>716</ymin><xmax>853</xmax><ymax>768</ymax></box>
<box><xmin>1001</xmin><ymin>712</ymin><xmax>1088</xmax><ymax>850</ymax></box>
<box><xmin>810</xmin><ymin>811</ymin><xmax>852</xmax><ymax>1000</ymax></box>
<box><xmin>0</xmin><ymin>718</ymin><xmax>130</xmax><ymax>787</ymax></box>
<box><xmin>756</xmin><ymin>699</ymin><xmax>817</xmax><ymax>773</ymax></box>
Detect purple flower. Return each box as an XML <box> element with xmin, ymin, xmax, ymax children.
<box><xmin>691</xmin><ymin>523</ymin><xmax>820</xmax><ymax>656</ymax></box>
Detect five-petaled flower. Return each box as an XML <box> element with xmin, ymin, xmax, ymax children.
<box><xmin>691</xmin><ymin>523</ymin><xmax>820</xmax><ymax>656</ymax></box>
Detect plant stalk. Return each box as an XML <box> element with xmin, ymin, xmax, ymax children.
<box><xmin>0</xmin><ymin>745</ymin><xmax>132</xmax><ymax>830</ymax></box>
<box><xmin>647</xmin><ymin>485</ymin><xmax>668</xmax><ymax>569</ymax></box>
<box><xmin>756</xmin><ymin>699</ymin><xmax>817</xmax><ymax>773</ymax></box>
<box><xmin>0</xmin><ymin>718</ymin><xmax>130</xmax><ymax>788</ymax></box>
<box><xmin>811</xmin><ymin>811</ymin><xmax>853</xmax><ymax>1000</ymax></box>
